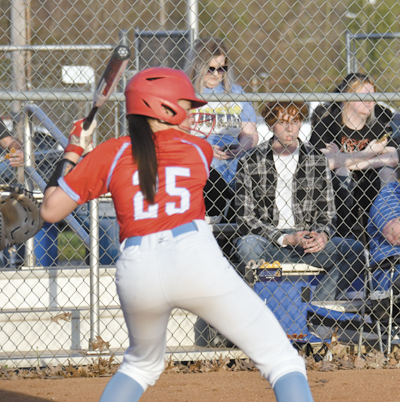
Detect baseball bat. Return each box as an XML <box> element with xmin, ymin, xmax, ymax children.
<box><xmin>83</xmin><ymin>45</ymin><xmax>131</xmax><ymax>130</ymax></box>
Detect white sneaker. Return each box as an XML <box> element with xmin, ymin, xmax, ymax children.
<box><xmin>205</xmin><ymin>215</ymin><xmax>222</xmax><ymax>225</ymax></box>
<box><xmin>370</xmin><ymin>290</ymin><xmax>390</xmax><ymax>301</ymax></box>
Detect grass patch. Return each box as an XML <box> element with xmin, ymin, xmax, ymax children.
<box><xmin>57</xmin><ymin>230</ymin><xmax>87</xmax><ymax>261</ymax></box>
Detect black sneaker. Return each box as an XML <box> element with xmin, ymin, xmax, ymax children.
<box><xmin>370</xmin><ymin>290</ymin><xmax>391</xmax><ymax>320</ymax></box>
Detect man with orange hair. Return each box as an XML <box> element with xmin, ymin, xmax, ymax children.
<box><xmin>235</xmin><ymin>102</ymin><xmax>365</xmax><ymax>301</ymax></box>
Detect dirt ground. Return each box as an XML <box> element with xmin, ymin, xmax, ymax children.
<box><xmin>1</xmin><ymin>369</ymin><xmax>400</xmax><ymax>402</ymax></box>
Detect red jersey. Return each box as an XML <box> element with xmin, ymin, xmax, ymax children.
<box><xmin>60</xmin><ymin>128</ymin><xmax>213</xmax><ymax>241</ymax></box>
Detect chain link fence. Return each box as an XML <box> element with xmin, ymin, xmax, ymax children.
<box><xmin>1</xmin><ymin>0</ymin><xmax>400</xmax><ymax>367</ymax></box>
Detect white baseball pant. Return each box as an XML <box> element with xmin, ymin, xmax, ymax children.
<box><xmin>115</xmin><ymin>219</ymin><xmax>306</xmax><ymax>391</ymax></box>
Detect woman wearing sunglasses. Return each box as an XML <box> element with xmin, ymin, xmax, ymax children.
<box><xmin>184</xmin><ymin>37</ymin><xmax>258</xmax><ymax>219</ymax></box>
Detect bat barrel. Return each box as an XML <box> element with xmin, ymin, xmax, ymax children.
<box><xmin>84</xmin><ymin>45</ymin><xmax>131</xmax><ymax>128</ymax></box>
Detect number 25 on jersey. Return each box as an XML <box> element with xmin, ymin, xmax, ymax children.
<box><xmin>133</xmin><ymin>167</ymin><xmax>191</xmax><ymax>220</ymax></box>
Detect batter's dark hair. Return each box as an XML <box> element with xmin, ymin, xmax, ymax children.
<box><xmin>128</xmin><ymin>115</ymin><xmax>158</xmax><ymax>204</ymax></box>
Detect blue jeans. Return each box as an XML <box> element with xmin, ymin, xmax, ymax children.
<box><xmin>236</xmin><ymin>235</ymin><xmax>365</xmax><ymax>301</ymax></box>
<box><xmin>207</xmin><ymin>134</ymin><xmax>241</xmax><ymax>190</ymax></box>
<box><xmin>373</xmin><ymin>264</ymin><xmax>400</xmax><ymax>292</ymax></box>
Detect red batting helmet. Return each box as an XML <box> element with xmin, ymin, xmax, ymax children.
<box><xmin>125</xmin><ymin>67</ymin><xmax>207</xmax><ymax>125</ymax></box>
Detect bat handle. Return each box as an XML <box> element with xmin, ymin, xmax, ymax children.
<box><xmin>83</xmin><ymin>107</ymin><xmax>99</xmax><ymax>130</ymax></box>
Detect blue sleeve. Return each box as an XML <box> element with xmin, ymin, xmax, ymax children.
<box><xmin>370</xmin><ymin>188</ymin><xmax>400</xmax><ymax>232</ymax></box>
<box><xmin>241</xmin><ymin>101</ymin><xmax>257</xmax><ymax>123</ymax></box>
<box><xmin>232</xmin><ymin>84</ymin><xmax>257</xmax><ymax>123</ymax></box>
<box><xmin>367</xmin><ymin>203</ymin><xmax>380</xmax><ymax>237</ymax></box>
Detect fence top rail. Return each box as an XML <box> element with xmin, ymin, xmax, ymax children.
<box><xmin>0</xmin><ymin>45</ymin><xmax>115</xmax><ymax>52</ymax></box>
<box><xmin>1</xmin><ymin>91</ymin><xmax>400</xmax><ymax>103</ymax></box>
<box><xmin>348</xmin><ymin>32</ymin><xmax>400</xmax><ymax>40</ymax></box>
<box><xmin>134</xmin><ymin>28</ymin><xmax>191</xmax><ymax>36</ymax></box>
<box><xmin>196</xmin><ymin>93</ymin><xmax>400</xmax><ymax>103</ymax></box>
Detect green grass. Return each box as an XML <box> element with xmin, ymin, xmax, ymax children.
<box><xmin>57</xmin><ymin>230</ymin><xmax>87</xmax><ymax>262</ymax></box>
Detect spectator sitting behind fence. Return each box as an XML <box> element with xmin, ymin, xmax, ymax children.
<box><xmin>0</xmin><ymin>116</ymin><xmax>24</xmax><ymax>268</ymax></box>
<box><xmin>367</xmin><ymin>179</ymin><xmax>400</xmax><ymax>314</ymax></box>
<box><xmin>184</xmin><ymin>37</ymin><xmax>258</xmax><ymax>219</ymax></box>
<box><xmin>0</xmin><ymin>117</ymin><xmax>24</xmax><ymax>167</ymax></box>
<box><xmin>309</xmin><ymin>73</ymin><xmax>399</xmax><ymax>240</ymax></box>
<box><xmin>235</xmin><ymin>101</ymin><xmax>365</xmax><ymax>302</ymax></box>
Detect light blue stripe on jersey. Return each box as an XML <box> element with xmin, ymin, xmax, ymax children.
<box><xmin>58</xmin><ymin>177</ymin><xmax>80</xmax><ymax>202</ymax></box>
<box><xmin>368</xmin><ymin>182</ymin><xmax>400</xmax><ymax>265</ymax></box>
<box><xmin>106</xmin><ymin>141</ymin><xmax>131</xmax><ymax>190</ymax></box>
<box><xmin>177</xmin><ymin>138</ymin><xmax>210</xmax><ymax>178</ymax></box>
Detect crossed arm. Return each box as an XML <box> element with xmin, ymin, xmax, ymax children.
<box><xmin>320</xmin><ymin>139</ymin><xmax>398</xmax><ymax>171</ymax></box>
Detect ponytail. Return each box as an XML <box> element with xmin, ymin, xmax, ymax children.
<box><xmin>128</xmin><ymin>115</ymin><xmax>158</xmax><ymax>204</ymax></box>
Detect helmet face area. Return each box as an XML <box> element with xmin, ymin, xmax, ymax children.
<box><xmin>125</xmin><ymin>67</ymin><xmax>207</xmax><ymax>126</ymax></box>
<box><xmin>178</xmin><ymin>112</ymin><xmax>216</xmax><ymax>138</ymax></box>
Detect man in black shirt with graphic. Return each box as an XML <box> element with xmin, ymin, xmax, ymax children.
<box><xmin>309</xmin><ymin>73</ymin><xmax>398</xmax><ymax>240</ymax></box>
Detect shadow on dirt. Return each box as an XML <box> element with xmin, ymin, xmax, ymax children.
<box><xmin>0</xmin><ymin>390</ymin><xmax>53</xmax><ymax>401</ymax></box>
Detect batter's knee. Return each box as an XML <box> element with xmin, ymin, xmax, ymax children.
<box><xmin>117</xmin><ymin>356</ymin><xmax>165</xmax><ymax>392</ymax></box>
<box><xmin>257</xmin><ymin>353</ymin><xmax>307</xmax><ymax>388</ymax></box>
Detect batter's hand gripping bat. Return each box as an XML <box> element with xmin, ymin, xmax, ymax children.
<box><xmin>83</xmin><ymin>45</ymin><xmax>131</xmax><ymax>130</ymax></box>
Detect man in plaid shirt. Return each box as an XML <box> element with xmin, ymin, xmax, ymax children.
<box><xmin>235</xmin><ymin>102</ymin><xmax>365</xmax><ymax>301</ymax></box>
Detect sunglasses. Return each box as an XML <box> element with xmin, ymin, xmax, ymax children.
<box><xmin>207</xmin><ymin>65</ymin><xmax>228</xmax><ymax>74</ymax></box>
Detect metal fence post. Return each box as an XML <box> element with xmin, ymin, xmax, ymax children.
<box><xmin>89</xmin><ymin>128</ymin><xmax>100</xmax><ymax>350</ymax></box>
<box><xmin>187</xmin><ymin>0</ymin><xmax>198</xmax><ymax>43</ymax></box>
<box><xmin>345</xmin><ymin>30</ymin><xmax>353</xmax><ymax>75</ymax></box>
<box><xmin>23</xmin><ymin>109</ymin><xmax>36</xmax><ymax>268</ymax></box>
<box><xmin>89</xmin><ymin>198</ymin><xmax>100</xmax><ymax>350</ymax></box>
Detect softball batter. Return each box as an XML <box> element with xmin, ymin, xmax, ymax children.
<box><xmin>40</xmin><ymin>67</ymin><xmax>313</xmax><ymax>402</ymax></box>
